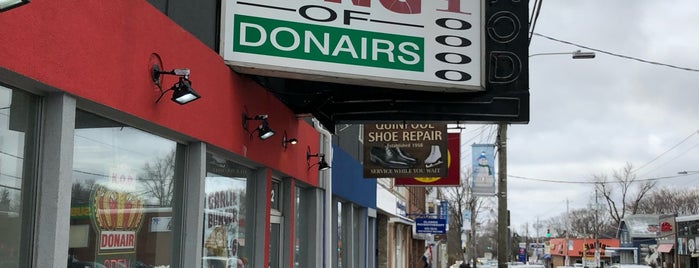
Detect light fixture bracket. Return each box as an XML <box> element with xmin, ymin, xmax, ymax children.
<box><xmin>282</xmin><ymin>131</ymin><xmax>298</xmax><ymax>150</ymax></box>
<box><xmin>151</xmin><ymin>63</ymin><xmax>200</xmax><ymax>105</ymax></box>
<box><xmin>242</xmin><ymin>113</ymin><xmax>275</xmax><ymax>140</ymax></box>
<box><xmin>306</xmin><ymin>146</ymin><xmax>330</xmax><ymax>171</ymax></box>
<box><xmin>152</xmin><ymin>64</ymin><xmax>191</xmax><ymax>87</ymax></box>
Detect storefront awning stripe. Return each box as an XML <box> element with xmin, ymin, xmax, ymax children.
<box><xmin>657</xmin><ymin>244</ymin><xmax>673</xmax><ymax>253</ymax></box>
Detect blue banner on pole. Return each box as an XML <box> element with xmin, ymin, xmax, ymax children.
<box><xmin>439</xmin><ymin>200</ymin><xmax>449</xmax><ymax>221</ymax></box>
<box><xmin>471</xmin><ymin>143</ymin><xmax>496</xmax><ymax>196</ymax></box>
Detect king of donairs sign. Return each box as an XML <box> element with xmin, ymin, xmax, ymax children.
<box><xmin>221</xmin><ymin>0</ymin><xmax>482</xmax><ymax>92</ymax></box>
<box><xmin>363</xmin><ymin>123</ymin><xmax>448</xmax><ymax>178</ymax></box>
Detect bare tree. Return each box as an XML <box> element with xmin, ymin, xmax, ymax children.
<box><xmin>0</xmin><ymin>188</ymin><xmax>10</xmax><ymax>211</ymax></box>
<box><xmin>71</xmin><ymin>179</ymin><xmax>96</xmax><ymax>205</ymax></box>
<box><xmin>594</xmin><ymin>163</ymin><xmax>656</xmax><ymax>227</ymax></box>
<box><xmin>443</xmin><ymin>168</ymin><xmax>488</xmax><ymax>266</ymax></box>
<box><xmin>139</xmin><ymin>150</ymin><xmax>175</xmax><ymax>206</ymax></box>
<box><xmin>544</xmin><ymin>216</ymin><xmax>565</xmax><ymax>238</ymax></box>
<box><xmin>636</xmin><ymin>187</ymin><xmax>699</xmax><ymax>215</ymax></box>
<box><xmin>568</xmin><ymin>208</ymin><xmax>596</xmax><ymax>238</ymax></box>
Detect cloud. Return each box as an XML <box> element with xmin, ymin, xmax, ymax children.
<box><xmin>490</xmin><ymin>0</ymin><xmax>699</xmax><ymax>231</ymax></box>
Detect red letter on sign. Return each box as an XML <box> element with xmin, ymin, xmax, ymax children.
<box><xmin>379</xmin><ymin>0</ymin><xmax>421</xmax><ymax>14</ymax></box>
<box><xmin>437</xmin><ymin>0</ymin><xmax>471</xmax><ymax>15</ymax></box>
<box><xmin>324</xmin><ymin>0</ymin><xmax>370</xmax><ymax>7</ymax></box>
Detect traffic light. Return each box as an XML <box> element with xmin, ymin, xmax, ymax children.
<box><xmin>545</xmin><ymin>228</ymin><xmax>551</xmax><ymax>238</ymax></box>
<box><xmin>584</xmin><ymin>244</ymin><xmax>589</xmax><ymax>251</ymax></box>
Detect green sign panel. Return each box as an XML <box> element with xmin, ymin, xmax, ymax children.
<box><xmin>233</xmin><ymin>15</ymin><xmax>424</xmax><ymax>72</ymax></box>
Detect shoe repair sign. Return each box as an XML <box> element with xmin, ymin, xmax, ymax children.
<box><xmin>220</xmin><ymin>0</ymin><xmax>481</xmax><ymax>92</ymax></box>
<box><xmin>395</xmin><ymin>132</ymin><xmax>460</xmax><ymax>186</ymax></box>
<box><xmin>363</xmin><ymin>123</ymin><xmax>447</xmax><ymax>178</ymax></box>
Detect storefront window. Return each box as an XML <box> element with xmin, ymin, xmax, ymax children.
<box><xmin>0</xmin><ymin>86</ymin><xmax>39</xmax><ymax>268</ymax></box>
<box><xmin>294</xmin><ymin>186</ymin><xmax>311</xmax><ymax>267</ymax></box>
<box><xmin>353</xmin><ymin>205</ymin><xmax>361</xmax><ymax>266</ymax></box>
<box><xmin>203</xmin><ymin>153</ymin><xmax>251</xmax><ymax>268</ymax></box>
<box><xmin>71</xmin><ymin>110</ymin><xmax>178</xmax><ymax>268</ymax></box>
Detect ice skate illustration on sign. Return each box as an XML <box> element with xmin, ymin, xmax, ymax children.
<box><xmin>424</xmin><ymin>145</ymin><xmax>443</xmax><ymax>168</ymax></box>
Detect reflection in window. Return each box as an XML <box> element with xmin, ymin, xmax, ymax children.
<box><xmin>203</xmin><ymin>153</ymin><xmax>250</xmax><ymax>268</ymax></box>
<box><xmin>294</xmin><ymin>186</ymin><xmax>310</xmax><ymax>268</ymax></box>
<box><xmin>71</xmin><ymin>110</ymin><xmax>177</xmax><ymax>268</ymax></box>
<box><xmin>0</xmin><ymin>86</ymin><xmax>39</xmax><ymax>268</ymax></box>
<box><xmin>353</xmin><ymin>205</ymin><xmax>361</xmax><ymax>266</ymax></box>
<box><xmin>337</xmin><ymin>201</ymin><xmax>344</xmax><ymax>267</ymax></box>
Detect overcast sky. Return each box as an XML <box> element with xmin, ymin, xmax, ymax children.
<box><xmin>461</xmin><ymin>0</ymin><xmax>699</xmax><ymax>235</ymax></box>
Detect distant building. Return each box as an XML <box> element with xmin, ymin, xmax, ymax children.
<box><xmin>548</xmin><ymin>238</ymin><xmax>619</xmax><ymax>267</ymax></box>
<box><xmin>613</xmin><ymin>214</ymin><xmax>660</xmax><ymax>265</ymax></box>
<box><xmin>676</xmin><ymin>214</ymin><xmax>699</xmax><ymax>268</ymax></box>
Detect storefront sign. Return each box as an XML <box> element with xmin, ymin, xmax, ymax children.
<box><xmin>660</xmin><ymin>222</ymin><xmax>672</xmax><ymax>232</ymax></box>
<box><xmin>396</xmin><ymin>201</ymin><xmax>406</xmax><ymax>216</ymax></box>
<box><xmin>100</xmin><ymin>231</ymin><xmax>136</xmax><ymax>250</ymax></box>
<box><xmin>150</xmin><ymin>217</ymin><xmax>172</xmax><ymax>232</ymax></box>
<box><xmin>221</xmin><ymin>0</ymin><xmax>482</xmax><ymax>92</ymax></box>
<box><xmin>70</xmin><ymin>205</ymin><xmax>91</xmax><ymax>219</ymax></box>
<box><xmin>91</xmin><ymin>165</ymin><xmax>145</xmax><ymax>267</ymax></box>
<box><xmin>92</xmin><ymin>185</ymin><xmax>144</xmax><ymax>253</ymax></box>
<box><xmin>204</xmin><ymin>176</ymin><xmax>246</xmax><ymax>266</ymax></box>
<box><xmin>415</xmin><ymin>218</ymin><xmax>446</xmax><ymax>234</ymax></box>
<box><xmin>363</xmin><ymin>123</ymin><xmax>447</xmax><ymax>177</ymax></box>
<box><xmin>395</xmin><ymin>132</ymin><xmax>460</xmax><ymax>186</ymax></box>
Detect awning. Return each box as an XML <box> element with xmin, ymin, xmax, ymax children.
<box><xmin>657</xmin><ymin>244</ymin><xmax>674</xmax><ymax>253</ymax></box>
<box><xmin>389</xmin><ymin>216</ymin><xmax>414</xmax><ymax>226</ymax></box>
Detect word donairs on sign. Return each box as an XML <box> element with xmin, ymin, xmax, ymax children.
<box><xmin>221</xmin><ymin>0</ymin><xmax>482</xmax><ymax>92</ymax></box>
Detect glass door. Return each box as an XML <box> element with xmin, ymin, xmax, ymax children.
<box><xmin>269</xmin><ymin>215</ymin><xmax>283</xmax><ymax>268</ymax></box>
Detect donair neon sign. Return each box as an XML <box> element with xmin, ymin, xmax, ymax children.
<box><xmin>221</xmin><ymin>0</ymin><xmax>482</xmax><ymax>92</ymax></box>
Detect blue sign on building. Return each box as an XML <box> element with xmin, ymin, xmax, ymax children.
<box><xmin>415</xmin><ymin>218</ymin><xmax>447</xmax><ymax>234</ymax></box>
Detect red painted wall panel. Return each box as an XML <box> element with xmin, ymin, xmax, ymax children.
<box><xmin>0</xmin><ymin>1</ymin><xmax>319</xmax><ymax>185</ymax></box>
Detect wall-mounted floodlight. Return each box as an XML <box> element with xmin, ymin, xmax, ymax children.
<box><xmin>0</xmin><ymin>0</ymin><xmax>29</xmax><ymax>12</ymax></box>
<box><xmin>151</xmin><ymin>64</ymin><xmax>201</xmax><ymax>105</ymax></box>
<box><xmin>242</xmin><ymin>113</ymin><xmax>275</xmax><ymax>140</ymax></box>
<box><xmin>282</xmin><ymin>131</ymin><xmax>298</xmax><ymax>150</ymax></box>
<box><xmin>306</xmin><ymin>146</ymin><xmax>330</xmax><ymax>171</ymax></box>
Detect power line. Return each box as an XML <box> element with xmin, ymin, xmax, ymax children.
<box><xmin>637</xmin><ymin>142</ymin><xmax>699</xmax><ymax>180</ymax></box>
<box><xmin>506</xmin><ymin>173</ymin><xmax>689</xmax><ymax>185</ymax></box>
<box><xmin>532</xmin><ymin>32</ymin><xmax>699</xmax><ymax>73</ymax></box>
<box><xmin>528</xmin><ymin>0</ymin><xmax>544</xmax><ymax>46</ymax></box>
<box><xmin>633</xmin><ymin>130</ymin><xmax>699</xmax><ymax>173</ymax></box>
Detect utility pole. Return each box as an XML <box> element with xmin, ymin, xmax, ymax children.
<box><xmin>535</xmin><ymin>217</ymin><xmax>540</xmax><ymax>264</ymax></box>
<box><xmin>470</xmin><ymin>195</ymin><xmax>477</xmax><ymax>268</ymax></box>
<box><xmin>497</xmin><ymin>123</ymin><xmax>508</xmax><ymax>268</ymax></box>
<box><xmin>565</xmin><ymin>199</ymin><xmax>570</xmax><ymax>266</ymax></box>
<box><xmin>594</xmin><ymin>187</ymin><xmax>600</xmax><ymax>267</ymax></box>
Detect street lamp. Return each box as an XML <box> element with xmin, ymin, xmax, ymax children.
<box><xmin>678</xmin><ymin>171</ymin><xmax>699</xmax><ymax>175</ymax></box>
<box><xmin>529</xmin><ymin>50</ymin><xmax>596</xmax><ymax>59</ymax></box>
<box><xmin>494</xmin><ymin>49</ymin><xmax>596</xmax><ymax>267</ymax></box>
